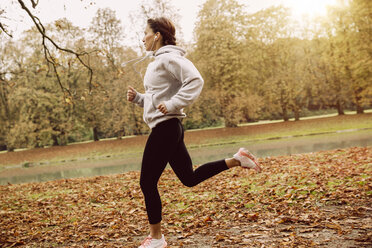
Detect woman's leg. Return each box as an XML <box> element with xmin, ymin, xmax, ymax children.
<box><xmin>225</xmin><ymin>158</ymin><xmax>241</xmax><ymax>168</ymax></box>
<box><xmin>139</xmin><ymin>118</ymin><xmax>182</xmax><ymax>238</ymax></box>
<box><xmin>168</xmin><ymin>120</ymin><xmax>240</xmax><ymax>187</ymax></box>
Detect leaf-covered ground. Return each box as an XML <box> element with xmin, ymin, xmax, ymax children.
<box><xmin>1</xmin><ymin>147</ymin><xmax>371</xmax><ymax>247</ymax></box>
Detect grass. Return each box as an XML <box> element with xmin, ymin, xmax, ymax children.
<box><xmin>0</xmin><ymin>112</ymin><xmax>371</xmax><ymax>169</ymax></box>
<box><xmin>187</xmin><ymin>109</ymin><xmax>372</xmax><ymax>130</ymax></box>
<box><xmin>202</xmin><ymin>121</ymin><xmax>372</xmax><ymax>147</ymax></box>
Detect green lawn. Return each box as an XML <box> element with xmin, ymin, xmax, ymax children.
<box><xmin>0</xmin><ymin>112</ymin><xmax>371</xmax><ymax>168</ymax></box>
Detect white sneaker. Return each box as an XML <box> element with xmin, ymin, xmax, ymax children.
<box><xmin>138</xmin><ymin>234</ymin><xmax>167</xmax><ymax>248</ymax></box>
<box><xmin>233</xmin><ymin>148</ymin><xmax>262</xmax><ymax>172</ymax></box>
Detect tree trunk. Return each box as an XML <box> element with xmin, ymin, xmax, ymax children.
<box><xmin>221</xmin><ymin>94</ymin><xmax>238</xmax><ymax>128</ymax></box>
<box><xmin>117</xmin><ymin>128</ymin><xmax>126</xmax><ymax>139</ymax></box>
<box><xmin>0</xmin><ymin>144</ymin><xmax>7</xmax><ymax>151</ymax></box>
<box><xmin>356</xmin><ymin>104</ymin><xmax>364</xmax><ymax>114</ymax></box>
<box><xmin>294</xmin><ymin>108</ymin><xmax>300</xmax><ymax>121</ymax></box>
<box><xmin>282</xmin><ymin>105</ymin><xmax>289</xmax><ymax>121</ymax></box>
<box><xmin>131</xmin><ymin>106</ymin><xmax>142</xmax><ymax>135</ymax></box>
<box><xmin>224</xmin><ymin>117</ymin><xmax>238</xmax><ymax>128</ymax></box>
<box><xmin>52</xmin><ymin>135</ymin><xmax>59</xmax><ymax>146</ymax></box>
<box><xmin>279</xmin><ymin>87</ymin><xmax>289</xmax><ymax>121</ymax></box>
<box><xmin>59</xmin><ymin>131</ymin><xmax>67</xmax><ymax>146</ymax></box>
<box><xmin>354</xmin><ymin>88</ymin><xmax>364</xmax><ymax>114</ymax></box>
<box><xmin>93</xmin><ymin>127</ymin><xmax>99</xmax><ymax>141</ymax></box>
<box><xmin>336</xmin><ymin>100</ymin><xmax>344</xmax><ymax>115</ymax></box>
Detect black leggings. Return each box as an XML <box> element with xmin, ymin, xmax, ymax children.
<box><xmin>139</xmin><ymin>118</ymin><xmax>229</xmax><ymax>224</ymax></box>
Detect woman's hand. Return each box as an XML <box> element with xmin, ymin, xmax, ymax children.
<box><xmin>127</xmin><ymin>86</ymin><xmax>137</xmax><ymax>102</ymax></box>
<box><xmin>157</xmin><ymin>103</ymin><xmax>168</xmax><ymax>114</ymax></box>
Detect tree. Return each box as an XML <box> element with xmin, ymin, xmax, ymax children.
<box><xmin>128</xmin><ymin>0</ymin><xmax>183</xmax><ymax>51</ymax></box>
<box><xmin>0</xmin><ymin>37</ymin><xmax>23</xmax><ymax>151</ymax></box>
<box><xmin>3</xmin><ymin>26</ymin><xmax>76</xmax><ymax>149</ymax></box>
<box><xmin>347</xmin><ymin>0</ymin><xmax>372</xmax><ymax>113</ymax></box>
<box><xmin>193</xmin><ymin>0</ymin><xmax>261</xmax><ymax>127</ymax></box>
<box><xmin>322</xmin><ymin>0</ymin><xmax>371</xmax><ymax>114</ymax></box>
<box><xmin>82</xmin><ymin>8</ymin><xmax>124</xmax><ymax>141</ymax></box>
<box><xmin>1</xmin><ymin>0</ymin><xmax>100</xmax><ymax>104</ymax></box>
<box><xmin>244</xmin><ymin>6</ymin><xmax>294</xmax><ymax>121</ymax></box>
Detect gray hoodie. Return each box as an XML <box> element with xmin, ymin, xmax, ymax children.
<box><xmin>132</xmin><ymin>45</ymin><xmax>204</xmax><ymax>129</ymax></box>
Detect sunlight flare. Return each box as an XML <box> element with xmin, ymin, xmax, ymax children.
<box><xmin>286</xmin><ymin>0</ymin><xmax>340</xmax><ymax>19</ymax></box>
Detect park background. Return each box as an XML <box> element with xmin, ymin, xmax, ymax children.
<box><xmin>0</xmin><ymin>0</ymin><xmax>370</xmax><ymax>151</ymax></box>
<box><xmin>0</xmin><ymin>0</ymin><xmax>371</xmax><ymax>247</ymax></box>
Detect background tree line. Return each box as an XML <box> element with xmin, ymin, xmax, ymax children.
<box><xmin>0</xmin><ymin>0</ymin><xmax>370</xmax><ymax>151</ymax></box>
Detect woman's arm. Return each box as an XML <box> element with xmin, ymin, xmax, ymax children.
<box><xmin>163</xmin><ymin>57</ymin><xmax>204</xmax><ymax>113</ymax></box>
<box><xmin>127</xmin><ymin>86</ymin><xmax>144</xmax><ymax>108</ymax></box>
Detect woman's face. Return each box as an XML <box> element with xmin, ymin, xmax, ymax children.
<box><xmin>142</xmin><ymin>25</ymin><xmax>157</xmax><ymax>51</ymax></box>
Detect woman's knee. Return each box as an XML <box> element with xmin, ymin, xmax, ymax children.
<box><xmin>181</xmin><ymin>178</ymin><xmax>197</xmax><ymax>188</ymax></box>
<box><xmin>140</xmin><ymin>177</ymin><xmax>154</xmax><ymax>193</ymax></box>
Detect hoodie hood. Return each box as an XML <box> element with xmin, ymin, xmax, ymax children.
<box><xmin>154</xmin><ymin>45</ymin><xmax>186</xmax><ymax>57</ymax></box>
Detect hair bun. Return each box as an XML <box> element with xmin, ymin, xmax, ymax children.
<box><xmin>147</xmin><ymin>17</ymin><xmax>177</xmax><ymax>46</ymax></box>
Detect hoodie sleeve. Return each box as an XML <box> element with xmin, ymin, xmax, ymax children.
<box><xmin>163</xmin><ymin>57</ymin><xmax>204</xmax><ymax>113</ymax></box>
<box><xmin>132</xmin><ymin>91</ymin><xmax>144</xmax><ymax>108</ymax></box>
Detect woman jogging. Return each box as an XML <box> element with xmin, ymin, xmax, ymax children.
<box><xmin>127</xmin><ymin>17</ymin><xmax>262</xmax><ymax>248</ymax></box>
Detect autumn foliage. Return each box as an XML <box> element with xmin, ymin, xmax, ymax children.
<box><xmin>1</xmin><ymin>146</ymin><xmax>371</xmax><ymax>247</ymax></box>
<box><xmin>0</xmin><ymin>0</ymin><xmax>371</xmax><ymax>150</ymax></box>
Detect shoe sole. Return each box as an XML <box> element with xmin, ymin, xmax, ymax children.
<box><xmin>139</xmin><ymin>242</ymin><xmax>167</xmax><ymax>248</ymax></box>
<box><xmin>239</xmin><ymin>150</ymin><xmax>262</xmax><ymax>172</ymax></box>
<box><xmin>139</xmin><ymin>239</ymin><xmax>167</xmax><ymax>248</ymax></box>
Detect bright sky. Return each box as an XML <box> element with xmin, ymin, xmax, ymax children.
<box><xmin>2</xmin><ymin>0</ymin><xmax>340</xmax><ymax>44</ymax></box>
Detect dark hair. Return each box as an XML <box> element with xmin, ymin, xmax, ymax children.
<box><xmin>147</xmin><ymin>17</ymin><xmax>177</xmax><ymax>46</ymax></box>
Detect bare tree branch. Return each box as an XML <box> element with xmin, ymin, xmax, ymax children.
<box><xmin>30</xmin><ymin>0</ymin><xmax>39</xmax><ymax>8</ymax></box>
<box><xmin>0</xmin><ymin>22</ymin><xmax>13</xmax><ymax>38</ymax></box>
<box><xmin>17</xmin><ymin>0</ymin><xmax>103</xmax><ymax>100</ymax></box>
<box><xmin>0</xmin><ymin>69</ymin><xmax>25</xmax><ymax>79</ymax></box>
